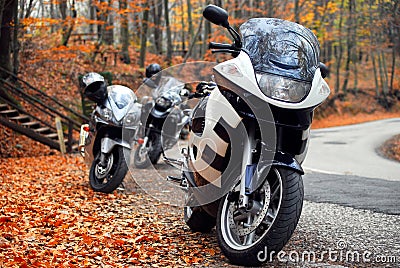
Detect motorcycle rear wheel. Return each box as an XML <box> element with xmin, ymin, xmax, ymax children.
<box><xmin>184</xmin><ymin>206</ymin><xmax>216</xmax><ymax>233</ymax></box>
<box><xmin>216</xmin><ymin>167</ymin><xmax>303</xmax><ymax>266</ymax></box>
<box><xmin>89</xmin><ymin>146</ymin><xmax>128</xmax><ymax>193</ymax></box>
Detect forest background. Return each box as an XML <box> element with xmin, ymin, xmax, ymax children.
<box><xmin>0</xmin><ymin>0</ymin><xmax>399</xmax><ymax>157</ymax></box>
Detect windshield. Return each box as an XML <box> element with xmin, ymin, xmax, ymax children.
<box><xmin>108</xmin><ymin>85</ymin><xmax>137</xmax><ymax>109</ymax></box>
<box><xmin>240</xmin><ymin>18</ymin><xmax>320</xmax><ymax>82</ymax></box>
<box><xmin>153</xmin><ymin>76</ymin><xmax>184</xmax><ymax>104</ymax></box>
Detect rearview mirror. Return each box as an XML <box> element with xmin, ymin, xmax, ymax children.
<box><xmin>319</xmin><ymin>62</ymin><xmax>330</xmax><ymax>78</ymax></box>
<box><xmin>203</xmin><ymin>5</ymin><xmax>229</xmax><ymax>28</ymax></box>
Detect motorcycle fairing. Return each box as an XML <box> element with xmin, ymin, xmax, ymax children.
<box><xmin>100</xmin><ymin>137</ymin><xmax>131</xmax><ymax>154</ymax></box>
<box><xmin>189</xmin><ymin>88</ymin><xmax>242</xmax><ymax>187</ymax></box>
<box><xmin>214</xmin><ymin>51</ymin><xmax>330</xmax><ymax>110</ymax></box>
<box><xmin>107</xmin><ymin>85</ymin><xmax>138</xmax><ymax>122</ymax></box>
<box><xmin>187</xmin><ymin>85</ymin><xmax>277</xmax><ymax>205</ymax></box>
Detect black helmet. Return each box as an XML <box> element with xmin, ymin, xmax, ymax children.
<box><xmin>145</xmin><ymin>63</ymin><xmax>161</xmax><ymax>78</ymax></box>
<box><xmin>82</xmin><ymin>72</ymin><xmax>108</xmax><ymax>104</ymax></box>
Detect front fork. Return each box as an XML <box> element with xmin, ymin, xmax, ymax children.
<box><xmin>238</xmin><ymin>123</ymin><xmax>257</xmax><ymax>210</ymax></box>
<box><xmin>138</xmin><ymin>123</ymin><xmax>154</xmax><ymax>156</ymax></box>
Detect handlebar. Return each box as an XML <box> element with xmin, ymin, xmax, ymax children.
<box><xmin>188</xmin><ymin>82</ymin><xmax>217</xmax><ymax>99</ymax></box>
<box><xmin>209</xmin><ymin>42</ymin><xmax>240</xmax><ymax>56</ymax></box>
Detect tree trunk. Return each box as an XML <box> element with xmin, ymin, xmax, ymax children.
<box><xmin>294</xmin><ymin>0</ymin><xmax>300</xmax><ymax>23</ymax></box>
<box><xmin>139</xmin><ymin>2</ymin><xmax>149</xmax><ymax>68</ymax></box>
<box><xmin>378</xmin><ymin>51</ymin><xmax>389</xmax><ymax>95</ymax></box>
<box><xmin>368</xmin><ymin>0</ymin><xmax>379</xmax><ymax>96</ymax></box>
<box><xmin>89</xmin><ymin>0</ymin><xmax>95</xmax><ymax>34</ymax></box>
<box><xmin>59</xmin><ymin>0</ymin><xmax>76</xmax><ymax>46</ymax></box>
<box><xmin>153</xmin><ymin>0</ymin><xmax>162</xmax><ymax>54</ymax></box>
<box><xmin>0</xmin><ymin>0</ymin><xmax>16</xmax><ymax>78</ymax></box>
<box><xmin>103</xmin><ymin>0</ymin><xmax>114</xmax><ymax>45</ymax></box>
<box><xmin>0</xmin><ymin>0</ymin><xmax>5</xmax><ymax>39</ymax></box>
<box><xmin>334</xmin><ymin>0</ymin><xmax>345</xmax><ymax>94</ymax></box>
<box><xmin>164</xmin><ymin>0</ymin><xmax>172</xmax><ymax>63</ymax></box>
<box><xmin>120</xmin><ymin>0</ymin><xmax>130</xmax><ymax>64</ymax></box>
<box><xmin>371</xmin><ymin>52</ymin><xmax>380</xmax><ymax>96</ymax></box>
<box><xmin>97</xmin><ymin>0</ymin><xmax>108</xmax><ymax>44</ymax></box>
<box><xmin>180</xmin><ymin>0</ymin><xmax>185</xmax><ymax>52</ymax></box>
<box><xmin>12</xmin><ymin>0</ymin><xmax>19</xmax><ymax>75</ymax></box>
<box><xmin>183</xmin><ymin>16</ymin><xmax>203</xmax><ymax>63</ymax></box>
<box><xmin>23</xmin><ymin>0</ymin><xmax>35</xmax><ymax>19</ymax></box>
<box><xmin>389</xmin><ymin>1</ymin><xmax>399</xmax><ymax>91</ymax></box>
<box><xmin>341</xmin><ymin>0</ymin><xmax>355</xmax><ymax>93</ymax></box>
<box><xmin>50</xmin><ymin>0</ymin><xmax>56</xmax><ymax>33</ymax></box>
<box><xmin>186</xmin><ymin>0</ymin><xmax>194</xmax><ymax>38</ymax></box>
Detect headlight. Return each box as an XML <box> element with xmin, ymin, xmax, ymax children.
<box><xmin>256</xmin><ymin>73</ymin><xmax>311</xmax><ymax>103</ymax></box>
<box><xmin>102</xmin><ymin>107</ymin><xmax>113</xmax><ymax>120</ymax></box>
<box><xmin>155</xmin><ymin>97</ymin><xmax>172</xmax><ymax>108</ymax></box>
<box><xmin>124</xmin><ymin>112</ymin><xmax>138</xmax><ymax>126</ymax></box>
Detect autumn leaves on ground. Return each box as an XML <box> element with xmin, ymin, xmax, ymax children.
<box><xmin>0</xmin><ymin>156</ymin><xmax>226</xmax><ymax>266</ymax></box>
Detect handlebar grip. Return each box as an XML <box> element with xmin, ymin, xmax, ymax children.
<box><xmin>208</xmin><ymin>42</ymin><xmax>234</xmax><ymax>50</ymax></box>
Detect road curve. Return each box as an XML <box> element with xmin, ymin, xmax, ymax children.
<box><xmin>303</xmin><ymin>118</ymin><xmax>400</xmax><ymax>181</ymax></box>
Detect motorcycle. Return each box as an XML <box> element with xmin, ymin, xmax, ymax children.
<box><xmin>166</xmin><ymin>5</ymin><xmax>330</xmax><ymax>266</ymax></box>
<box><xmin>79</xmin><ymin>73</ymin><xmax>141</xmax><ymax>193</ymax></box>
<box><xmin>133</xmin><ymin>75</ymin><xmax>191</xmax><ymax>169</ymax></box>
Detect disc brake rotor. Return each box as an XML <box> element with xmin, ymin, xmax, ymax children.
<box><xmin>95</xmin><ymin>154</ymin><xmax>114</xmax><ymax>179</ymax></box>
<box><xmin>229</xmin><ymin>183</ymin><xmax>271</xmax><ymax>236</ymax></box>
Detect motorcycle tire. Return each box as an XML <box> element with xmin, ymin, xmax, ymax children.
<box><xmin>133</xmin><ymin>134</ymin><xmax>162</xmax><ymax>169</ymax></box>
<box><xmin>216</xmin><ymin>167</ymin><xmax>304</xmax><ymax>266</ymax></box>
<box><xmin>184</xmin><ymin>206</ymin><xmax>216</xmax><ymax>233</ymax></box>
<box><xmin>89</xmin><ymin>146</ymin><xmax>128</xmax><ymax>194</ymax></box>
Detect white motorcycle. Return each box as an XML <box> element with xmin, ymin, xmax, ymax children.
<box><xmin>167</xmin><ymin>5</ymin><xmax>330</xmax><ymax>266</ymax></box>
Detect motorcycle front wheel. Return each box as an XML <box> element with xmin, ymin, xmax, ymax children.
<box><xmin>133</xmin><ymin>133</ymin><xmax>162</xmax><ymax>169</ymax></box>
<box><xmin>216</xmin><ymin>167</ymin><xmax>304</xmax><ymax>266</ymax></box>
<box><xmin>89</xmin><ymin>146</ymin><xmax>128</xmax><ymax>193</ymax></box>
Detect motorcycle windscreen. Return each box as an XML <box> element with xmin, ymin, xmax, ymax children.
<box><xmin>153</xmin><ymin>76</ymin><xmax>184</xmax><ymax>104</ymax></box>
<box><xmin>107</xmin><ymin>85</ymin><xmax>137</xmax><ymax>121</ymax></box>
<box><xmin>240</xmin><ymin>18</ymin><xmax>320</xmax><ymax>82</ymax></box>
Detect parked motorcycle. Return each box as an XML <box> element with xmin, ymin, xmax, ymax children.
<box><xmin>133</xmin><ymin>64</ymin><xmax>191</xmax><ymax>169</ymax></box>
<box><xmin>79</xmin><ymin>72</ymin><xmax>141</xmax><ymax>193</ymax></box>
<box><xmin>166</xmin><ymin>5</ymin><xmax>330</xmax><ymax>266</ymax></box>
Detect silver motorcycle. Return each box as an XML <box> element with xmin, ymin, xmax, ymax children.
<box><xmin>79</xmin><ymin>72</ymin><xmax>141</xmax><ymax>193</ymax></box>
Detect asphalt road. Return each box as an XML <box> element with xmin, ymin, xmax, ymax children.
<box><xmin>302</xmin><ymin>118</ymin><xmax>400</xmax><ymax>215</ymax></box>
<box><xmin>303</xmin><ymin>118</ymin><xmax>400</xmax><ymax>181</ymax></box>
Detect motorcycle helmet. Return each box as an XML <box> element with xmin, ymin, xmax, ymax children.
<box><xmin>82</xmin><ymin>72</ymin><xmax>108</xmax><ymax>104</ymax></box>
<box><xmin>145</xmin><ymin>63</ymin><xmax>162</xmax><ymax>78</ymax></box>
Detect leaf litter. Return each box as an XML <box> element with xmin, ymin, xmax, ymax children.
<box><xmin>0</xmin><ymin>155</ymin><xmax>226</xmax><ymax>267</ymax></box>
